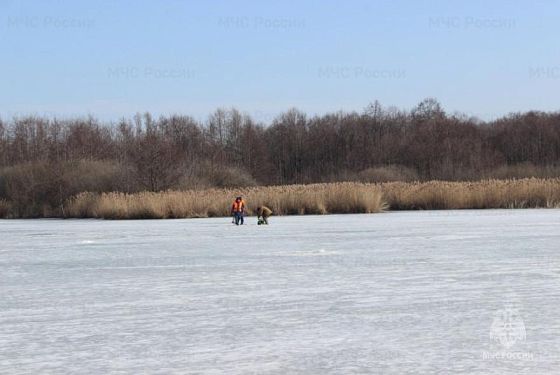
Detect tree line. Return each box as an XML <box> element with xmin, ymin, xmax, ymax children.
<box><xmin>1</xmin><ymin>98</ymin><xmax>560</xmax><ymax>216</ymax></box>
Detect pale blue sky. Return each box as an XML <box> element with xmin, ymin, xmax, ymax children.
<box><xmin>1</xmin><ymin>0</ymin><xmax>559</xmax><ymax>122</ymax></box>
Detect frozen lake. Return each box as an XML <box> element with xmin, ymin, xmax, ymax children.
<box><xmin>1</xmin><ymin>210</ymin><xmax>560</xmax><ymax>374</ymax></box>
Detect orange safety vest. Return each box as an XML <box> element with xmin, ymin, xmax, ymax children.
<box><xmin>231</xmin><ymin>199</ymin><xmax>245</xmax><ymax>213</ymax></box>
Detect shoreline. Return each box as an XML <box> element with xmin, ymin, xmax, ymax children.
<box><xmin>2</xmin><ymin>206</ymin><xmax>559</xmax><ymax>221</ymax></box>
<box><xmin>3</xmin><ymin>178</ymin><xmax>560</xmax><ymax>219</ymax></box>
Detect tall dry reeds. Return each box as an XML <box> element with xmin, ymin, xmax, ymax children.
<box><xmin>45</xmin><ymin>178</ymin><xmax>560</xmax><ymax>219</ymax></box>
<box><xmin>64</xmin><ymin>183</ymin><xmax>386</xmax><ymax>219</ymax></box>
<box><xmin>381</xmin><ymin>178</ymin><xmax>560</xmax><ymax>210</ymax></box>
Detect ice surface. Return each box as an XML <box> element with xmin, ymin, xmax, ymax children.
<box><xmin>1</xmin><ymin>210</ymin><xmax>560</xmax><ymax>374</ymax></box>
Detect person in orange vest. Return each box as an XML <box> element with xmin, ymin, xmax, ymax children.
<box><xmin>231</xmin><ymin>196</ymin><xmax>246</xmax><ymax>225</ymax></box>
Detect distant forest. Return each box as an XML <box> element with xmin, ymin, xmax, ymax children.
<box><xmin>2</xmin><ymin>98</ymin><xmax>560</xmax><ymax>216</ymax></box>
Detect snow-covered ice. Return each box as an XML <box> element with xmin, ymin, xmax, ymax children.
<box><xmin>1</xmin><ymin>210</ymin><xmax>560</xmax><ymax>374</ymax></box>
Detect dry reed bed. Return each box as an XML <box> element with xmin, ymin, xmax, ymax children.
<box><xmin>381</xmin><ymin>178</ymin><xmax>560</xmax><ymax>209</ymax></box>
<box><xmin>64</xmin><ymin>178</ymin><xmax>560</xmax><ymax>219</ymax></box>
<box><xmin>65</xmin><ymin>183</ymin><xmax>385</xmax><ymax>219</ymax></box>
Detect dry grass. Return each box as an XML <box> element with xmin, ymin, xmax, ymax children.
<box><xmin>381</xmin><ymin>178</ymin><xmax>560</xmax><ymax>210</ymax></box>
<box><xmin>65</xmin><ymin>182</ymin><xmax>386</xmax><ymax>219</ymax></box>
<box><xmin>59</xmin><ymin>178</ymin><xmax>560</xmax><ymax>219</ymax></box>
